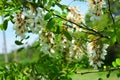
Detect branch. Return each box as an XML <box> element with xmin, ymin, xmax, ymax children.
<box><xmin>37</xmin><ymin>2</ymin><xmax>110</xmax><ymax>39</ymax></box>
<box><xmin>107</xmin><ymin>0</ymin><xmax>115</xmax><ymax>24</ymax></box>
<box><xmin>76</xmin><ymin>67</ymin><xmax>120</xmax><ymax>75</ymax></box>
<box><xmin>43</xmin><ymin>8</ymin><xmax>109</xmax><ymax>38</ymax></box>
<box><xmin>63</xmin><ymin>23</ymin><xmax>103</xmax><ymax>38</ymax></box>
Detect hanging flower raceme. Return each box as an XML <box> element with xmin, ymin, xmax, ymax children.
<box><xmin>87</xmin><ymin>40</ymin><xmax>109</xmax><ymax>69</ymax></box>
<box><xmin>13</xmin><ymin>7</ymin><xmax>47</xmax><ymax>39</ymax></box>
<box><xmin>13</xmin><ymin>10</ymin><xmax>28</xmax><ymax>38</ymax></box>
<box><xmin>66</xmin><ymin>6</ymin><xmax>84</xmax><ymax>32</ymax></box>
<box><xmin>88</xmin><ymin>0</ymin><xmax>106</xmax><ymax>21</ymax></box>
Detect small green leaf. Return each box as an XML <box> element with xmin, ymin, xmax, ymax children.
<box><xmin>110</xmin><ymin>35</ymin><xmax>116</xmax><ymax>45</ymax></box>
<box><xmin>56</xmin><ymin>3</ymin><xmax>67</xmax><ymax>11</ymax></box>
<box><xmin>3</xmin><ymin>20</ymin><xmax>8</xmax><ymax>30</ymax></box>
<box><xmin>43</xmin><ymin>0</ymin><xmax>47</xmax><ymax>6</ymax></box>
<box><xmin>116</xmin><ymin>29</ymin><xmax>120</xmax><ymax>43</ymax></box>
<box><xmin>44</xmin><ymin>12</ymin><xmax>52</xmax><ymax>20</ymax></box>
<box><xmin>63</xmin><ymin>30</ymin><xmax>72</xmax><ymax>41</ymax></box>
<box><xmin>116</xmin><ymin>58</ymin><xmax>120</xmax><ymax>66</ymax></box>
<box><xmin>56</xmin><ymin>21</ymin><xmax>63</xmax><ymax>34</ymax></box>
<box><xmin>112</xmin><ymin>61</ymin><xmax>117</xmax><ymax>67</ymax></box>
<box><xmin>47</xmin><ymin>0</ymin><xmax>55</xmax><ymax>9</ymax></box>
<box><xmin>15</xmin><ymin>40</ymin><xmax>23</xmax><ymax>45</ymax></box>
<box><xmin>46</xmin><ymin>18</ymin><xmax>56</xmax><ymax>30</ymax></box>
<box><xmin>53</xmin><ymin>10</ymin><xmax>61</xmax><ymax>15</ymax></box>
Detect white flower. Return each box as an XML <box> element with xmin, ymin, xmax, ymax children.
<box><xmin>72</xmin><ymin>39</ymin><xmax>75</xmax><ymax>44</ymax></box>
<box><xmin>67</xmin><ymin>12</ymin><xmax>74</xmax><ymax>20</ymax></box>
<box><xmin>50</xmin><ymin>38</ymin><xmax>54</xmax><ymax>44</ymax></box>
<box><xmin>88</xmin><ymin>0</ymin><xmax>105</xmax><ymax>21</ymax></box>
<box><xmin>100</xmin><ymin>44</ymin><xmax>109</xmax><ymax>60</ymax></box>
<box><xmin>50</xmin><ymin>48</ymin><xmax>55</xmax><ymax>53</ymax></box>
<box><xmin>87</xmin><ymin>42</ymin><xmax>95</xmax><ymax>54</ymax></box>
<box><xmin>87</xmin><ymin>41</ymin><xmax>109</xmax><ymax>69</ymax></box>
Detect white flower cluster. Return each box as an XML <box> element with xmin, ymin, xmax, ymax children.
<box><xmin>13</xmin><ymin>7</ymin><xmax>46</xmax><ymax>38</ymax></box>
<box><xmin>12</xmin><ymin>5</ymin><xmax>109</xmax><ymax>68</ymax></box>
<box><xmin>39</xmin><ymin>30</ymin><xmax>84</xmax><ymax>60</ymax></box>
<box><xmin>87</xmin><ymin>41</ymin><xmax>109</xmax><ymax>69</ymax></box>
<box><xmin>12</xmin><ymin>6</ymin><xmax>85</xmax><ymax>60</ymax></box>
<box><xmin>69</xmin><ymin>39</ymin><xmax>84</xmax><ymax>60</ymax></box>
<box><xmin>39</xmin><ymin>31</ymin><xmax>55</xmax><ymax>54</ymax></box>
<box><xmin>66</xmin><ymin>6</ymin><xmax>84</xmax><ymax>32</ymax></box>
<box><xmin>88</xmin><ymin>0</ymin><xmax>106</xmax><ymax>21</ymax></box>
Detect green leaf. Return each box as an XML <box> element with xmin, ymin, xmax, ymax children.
<box><xmin>15</xmin><ymin>40</ymin><xmax>23</xmax><ymax>45</ymax></box>
<box><xmin>0</xmin><ymin>23</ymin><xmax>3</xmax><ymax>30</ymax></box>
<box><xmin>53</xmin><ymin>10</ymin><xmax>61</xmax><ymax>15</ymax></box>
<box><xmin>63</xmin><ymin>30</ymin><xmax>72</xmax><ymax>41</ymax></box>
<box><xmin>112</xmin><ymin>61</ymin><xmax>117</xmax><ymax>67</ymax></box>
<box><xmin>43</xmin><ymin>0</ymin><xmax>47</xmax><ymax>6</ymax></box>
<box><xmin>47</xmin><ymin>0</ymin><xmax>55</xmax><ymax>9</ymax></box>
<box><xmin>56</xmin><ymin>21</ymin><xmax>63</xmax><ymax>34</ymax></box>
<box><xmin>56</xmin><ymin>3</ymin><xmax>67</xmax><ymax>11</ymax></box>
<box><xmin>44</xmin><ymin>12</ymin><xmax>52</xmax><ymax>20</ymax></box>
<box><xmin>46</xmin><ymin>18</ymin><xmax>56</xmax><ymax>30</ymax></box>
<box><xmin>106</xmin><ymin>72</ymin><xmax>111</xmax><ymax>78</ymax></box>
<box><xmin>3</xmin><ymin>20</ymin><xmax>8</xmax><ymax>30</ymax></box>
<box><xmin>110</xmin><ymin>34</ymin><xmax>116</xmax><ymax>45</ymax></box>
<box><xmin>116</xmin><ymin>58</ymin><xmax>120</xmax><ymax>66</ymax></box>
<box><xmin>0</xmin><ymin>1</ymin><xmax>3</xmax><ymax>4</ymax></box>
<box><xmin>116</xmin><ymin>29</ymin><xmax>120</xmax><ymax>43</ymax></box>
<box><xmin>62</xmin><ymin>12</ymin><xmax>68</xmax><ymax>17</ymax></box>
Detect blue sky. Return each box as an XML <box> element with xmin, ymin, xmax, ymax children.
<box><xmin>0</xmin><ymin>0</ymin><xmax>88</xmax><ymax>53</ymax></box>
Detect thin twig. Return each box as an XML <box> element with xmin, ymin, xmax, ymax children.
<box><xmin>76</xmin><ymin>67</ymin><xmax>120</xmax><ymax>75</ymax></box>
<box><xmin>107</xmin><ymin>0</ymin><xmax>115</xmax><ymax>24</ymax></box>
<box><xmin>54</xmin><ymin>13</ymin><xmax>110</xmax><ymax>38</ymax></box>
<box><xmin>68</xmin><ymin>0</ymin><xmax>74</xmax><ymax>6</ymax></box>
<box><xmin>64</xmin><ymin>23</ymin><xmax>102</xmax><ymax>37</ymax></box>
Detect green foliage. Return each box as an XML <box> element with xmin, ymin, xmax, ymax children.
<box><xmin>0</xmin><ymin>52</ymin><xmax>82</xmax><ymax>80</ymax></box>
<box><xmin>44</xmin><ymin>12</ymin><xmax>53</xmax><ymax>20</ymax></box>
<box><xmin>46</xmin><ymin>18</ymin><xmax>56</xmax><ymax>32</ymax></box>
<box><xmin>0</xmin><ymin>42</ymin><xmax>91</xmax><ymax>79</ymax></box>
<box><xmin>98</xmin><ymin>78</ymin><xmax>103</xmax><ymax>80</ymax></box>
<box><xmin>106</xmin><ymin>72</ymin><xmax>111</xmax><ymax>78</ymax></box>
<box><xmin>112</xmin><ymin>62</ymin><xmax>117</xmax><ymax>67</ymax></box>
<box><xmin>63</xmin><ymin>30</ymin><xmax>72</xmax><ymax>41</ymax></box>
<box><xmin>117</xmin><ymin>71</ymin><xmax>120</xmax><ymax>78</ymax></box>
<box><xmin>112</xmin><ymin>58</ymin><xmax>120</xmax><ymax>67</ymax></box>
<box><xmin>3</xmin><ymin>20</ymin><xmax>8</xmax><ymax>30</ymax></box>
<box><xmin>112</xmin><ymin>58</ymin><xmax>120</xmax><ymax>78</ymax></box>
<box><xmin>0</xmin><ymin>19</ymin><xmax>8</xmax><ymax>30</ymax></box>
<box><xmin>15</xmin><ymin>40</ymin><xmax>23</xmax><ymax>45</ymax></box>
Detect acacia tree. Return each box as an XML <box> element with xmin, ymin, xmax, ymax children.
<box><xmin>0</xmin><ymin>0</ymin><xmax>120</xmax><ymax>79</ymax></box>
